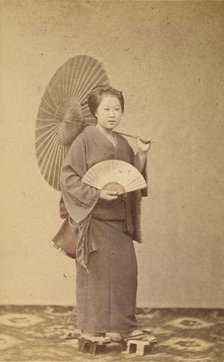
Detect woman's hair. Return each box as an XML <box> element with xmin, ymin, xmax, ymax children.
<box><xmin>87</xmin><ymin>85</ymin><xmax>124</xmax><ymax>117</ymax></box>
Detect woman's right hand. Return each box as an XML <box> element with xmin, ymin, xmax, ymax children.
<box><xmin>100</xmin><ymin>189</ymin><xmax>118</xmax><ymax>201</ymax></box>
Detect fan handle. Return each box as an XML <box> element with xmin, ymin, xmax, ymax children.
<box><xmin>103</xmin><ymin>182</ymin><xmax>126</xmax><ymax>195</ymax></box>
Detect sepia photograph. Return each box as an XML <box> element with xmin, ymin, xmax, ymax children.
<box><xmin>0</xmin><ymin>0</ymin><xmax>224</xmax><ymax>361</ymax></box>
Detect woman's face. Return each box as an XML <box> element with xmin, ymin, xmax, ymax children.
<box><xmin>95</xmin><ymin>94</ymin><xmax>122</xmax><ymax>130</ymax></box>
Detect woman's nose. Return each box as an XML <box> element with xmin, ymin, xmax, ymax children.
<box><xmin>109</xmin><ymin>109</ymin><xmax>115</xmax><ymax>117</ymax></box>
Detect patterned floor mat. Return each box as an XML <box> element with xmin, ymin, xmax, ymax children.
<box><xmin>0</xmin><ymin>306</ymin><xmax>223</xmax><ymax>362</ymax></box>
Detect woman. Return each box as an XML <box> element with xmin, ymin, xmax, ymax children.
<box><xmin>60</xmin><ymin>85</ymin><xmax>151</xmax><ymax>340</ymax></box>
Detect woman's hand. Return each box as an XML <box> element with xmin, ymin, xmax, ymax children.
<box><xmin>137</xmin><ymin>137</ymin><xmax>152</xmax><ymax>153</ymax></box>
<box><xmin>100</xmin><ymin>189</ymin><xmax>118</xmax><ymax>201</ymax></box>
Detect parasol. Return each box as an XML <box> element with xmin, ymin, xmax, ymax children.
<box><xmin>35</xmin><ymin>55</ymin><xmax>109</xmax><ymax>190</ymax></box>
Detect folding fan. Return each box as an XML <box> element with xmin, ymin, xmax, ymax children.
<box><xmin>35</xmin><ymin>55</ymin><xmax>109</xmax><ymax>190</ymax></box>
<box><xmin>82</xmin><ymin>160</ymin><xmax>147</xmax><ymax>194</ymax></box>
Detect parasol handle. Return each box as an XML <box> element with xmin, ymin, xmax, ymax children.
<box><xmin>115</xmin><ymin>131</ymin><xmax>154</xmax><ymax>143</ymax></box>
<box><xmin>115</xmin><ymin>131</ymin><xmax>137</xmax><ymax>139</ymax></box>
<box><xmin>64</xmin><ymin>123</ymin><xmax>141</xmax><ymax>139</ymax></box>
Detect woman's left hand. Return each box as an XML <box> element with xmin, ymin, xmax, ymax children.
<box><xmin>137</xmin><ymin>137</ymin><xmax>152</xmax><ymax>152</ymax></box>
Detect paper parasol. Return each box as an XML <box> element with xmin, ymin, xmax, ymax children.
<box><xmin>35</xmin><ymin>55</ymin><xmax>109</xmax><ymax>190</ymax></box>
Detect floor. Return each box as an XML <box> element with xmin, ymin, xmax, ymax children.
<box><xmin>0</xmin><ymin>306</ymin><xmax>223</xmax><ymax>362</ymax></box>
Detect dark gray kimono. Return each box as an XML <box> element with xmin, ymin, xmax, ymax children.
<box><xmin>60</xmin><ymin>126</ymin><xmax>146</xmax><ymax>335</ymax></box>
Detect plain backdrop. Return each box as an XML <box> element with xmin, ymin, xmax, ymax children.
<box><xmin>0</xmin><ymin>0</ymin><xmax>224</xmax><ymax>308</ymax></box>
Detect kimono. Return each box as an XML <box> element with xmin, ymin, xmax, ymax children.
<box><xmin>58</xmin><ymin>125</ymin><xmax>147</xmax><ymax>335</ymax></box>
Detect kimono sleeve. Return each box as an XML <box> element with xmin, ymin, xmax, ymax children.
<box><xmin>60</xmin><ymin>133</ymin><xmax>101</xmax><ymax>223</ymax></box>
<box><xmin>133</xmin><ymin>153</ymin><xmax>148</xmax><ymax>197</ymax></box>
<box><xmin>120</xmin><ymin>135</ymin><xmax>148</xmax><ymax>197</ymax></box>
